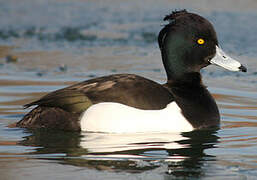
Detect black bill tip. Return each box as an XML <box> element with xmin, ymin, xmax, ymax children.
<box><xmin>239</xmin><ymin>65</ymin><xmax>247</xmax><ymax>72</ymax></box>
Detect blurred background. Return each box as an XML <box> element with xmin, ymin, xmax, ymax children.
<box><xmin>0</xmin><ymin>0</ymin><xmax>256</xmax><ymax>179</ymax></box>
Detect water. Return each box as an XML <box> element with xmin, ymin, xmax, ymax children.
<box><xmin>0</xmin><ymin>0</ymin><xmax>257</xmax><ymax>179</ymax></box>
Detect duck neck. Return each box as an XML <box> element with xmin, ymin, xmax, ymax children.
<box><xmin>164</xmin><ymin>72</ymin><xmax>204</xmax><ymax>91</ymax></box>
<box><xmin>160</xmin><ymin>39</ymin><xmax>193</xmax><ymax>80</ymax></box>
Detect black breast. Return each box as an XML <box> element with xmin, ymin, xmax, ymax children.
<box><xmin>166</xmin><ymin>73</ymin><xmax>220</xmax><ymax>129</ymax></box>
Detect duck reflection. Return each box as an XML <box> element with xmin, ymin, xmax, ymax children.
<box><xmin>19</xmin><ymin>128</ymin><xmax>219</xmax><ymax>177</ymax></box>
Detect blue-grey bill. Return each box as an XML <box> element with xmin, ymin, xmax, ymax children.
<box><xmin>210</xmin><ymin>46</ymin><xmax>247</xmax><ymax>72</ymax></box>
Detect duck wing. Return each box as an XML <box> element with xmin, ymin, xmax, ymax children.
<box><xmin>25</xmin><ymin>74</ymin><xmax>174</xmax><ymax>112</ymax></box>
<box><xmin>24</xmin><ymin>89</ymin><xmax>93</xmax><ymax>114</ymax></box>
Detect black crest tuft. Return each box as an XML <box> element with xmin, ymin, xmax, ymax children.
<box><xmin>158</xmin><ymin>10</ymin><xmax>188</xmax><ymax>49</ymax></box>
<box><xmin>163</xmin><ymin>9</ymin><xmax>188</xmax><ymax>22</ymax></box>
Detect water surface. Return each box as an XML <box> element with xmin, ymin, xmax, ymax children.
<box><xmin>0</xmin><ymin>0</ymin><xmax>257</xmax><ymax>179</ymax></box>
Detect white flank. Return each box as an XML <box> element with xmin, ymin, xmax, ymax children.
<box><xmin>80</xmin><ymin>102</ymin><xmax>194</xmax><ymax>133</ymax></box>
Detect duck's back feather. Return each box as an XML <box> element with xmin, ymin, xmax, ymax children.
<box><xmin>26</xmin><ymin>74</ymin><xmax>174</xmax><ymax>111</ymax></box>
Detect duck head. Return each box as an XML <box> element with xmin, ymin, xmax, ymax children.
<box><xmin>158</xmin><ymin>10</ymin><xmax>247</xmax><ymax>80</ymax></box>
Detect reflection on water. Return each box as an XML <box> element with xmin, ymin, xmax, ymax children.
<box><xmin>80</xmin><ymin>132</ymin><xmax>189</xmax><ymax>153</ymax></box>
<box><xmin>13</xmin><ymin>128</ymin><xmax>218</xmax><ymax>177</ymax></box>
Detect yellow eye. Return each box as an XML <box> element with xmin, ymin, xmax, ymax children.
<box><xmin>197</xmin><ymin>38</ymin><xmax>205</xmax><ymax>45</ymax></box>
